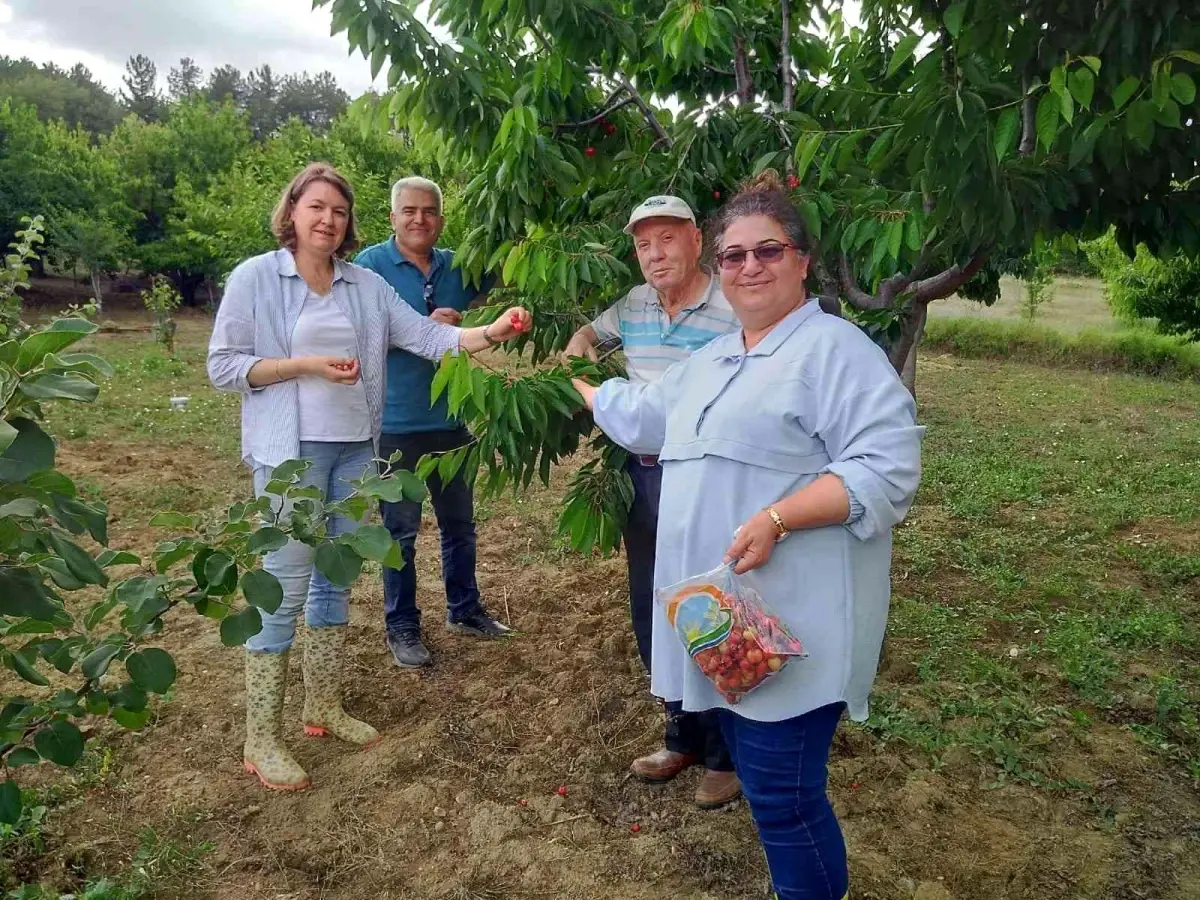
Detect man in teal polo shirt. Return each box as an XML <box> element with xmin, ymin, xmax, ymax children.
<box><xmin>356</xmin><ymin>176</ymin><xmax>508</xmax><ymax>669</ymax></box>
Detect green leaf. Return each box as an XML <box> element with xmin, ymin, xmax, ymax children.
<box><xmin>887</xmin><ymin>220</ymin><xmax>903</xmax><ymax>261</ymax></box>
<box><xmin>218</xmin><ymin>605</ymin><xmax>263</xmax><ymax>647</ymax></box>
<box><xmin>0</xmin><ymin>566</ymin><xmax>66</xmax><ymax>623</ymax></box>
<box><xmin>240</xmin><ymin>569</ymin><xmax>283</xmax><ymax>614</ymax></box>
<box><xmin>111</xmin><ymin>706</ymin><xmax>151</xmax><ymax>729</ymax></box>
<box><xmin>1068</xmin><ymin>67</ymin><xmax>1095</xmax><ymax>109</ymax></box>
<box><xmin>1170</xmin><ymin>73</ymin><xmax>1196</xmax><ymax>106</ymax></box>
<box><xmin>269</xmin><ymin>459</ymin><xmax>310</xmax><ymax>485</ymax></box>
<box><xmin>1172</xmin><ymin>50</ymin><xmax>1200</xmax><ymax>65</ymax></box>
<box><xmin>886</xmin><ymin>34</ymin><xmax>920</xmax><ymax>78</ymax></box>
<box><xmin>96</xmin><ymin>550</ymin><xmax>139</xmax><ymax>568</ymax></box>
<box><xmin>1080</xmin><ymin>56</ymin><xmax>1101</xmax><ymax>75</ymax></box>
<box><xmin>342</xmin><ymin>524</ymin><xmax>394</xmax><ymax>562</ymax></box>
<box><xmin>7</xmin><ymin>747</ymin><xmax>40</xmax><ymax>768</ymax></box>
<box><xmin>4</xmin><ymin>649</ymin><xmax>49</xmax><ymax>687</ymax></box>
<box><xmin>1125</xmin><ymin>100</ymin><xmax>1156</xmax><ymax>148</ymax></box>
<box><xmin>80</xmin><ymin>642</ymin><xmax>122</xmax><ymax>680</ymax></box>
<box><xmin>0</xmin><ymin>419</ymin><xmax>17</xmax><ymax>455</ymax></box>
<box><xmin>314</xmin><ymin>541</ymin><xmax>363</xmax><ymax>587</ymax></box>
<box><xmin>799</xmin><ymin>201</ymin><xmax>821</xmax><ymax>241</ymax></box>
<box><xmin>48</xmin><ymin>532</ymin><xmax>107</xmax><ymax>587</ymax></box>
<box><xmin>1035</xmin><ymin>91</ymin><xmax>1060</xmax><ymax>150</ymax></box>
<box><xmin>793</xmin><ymin>132</ymin><xmax>823</xmax><ymax>184</ymax></box>
<box><xmin>40</xmin><ymin>556</ymin><xmax>87</xmax><ymax>591</ymax></box>
<box><xmin>1153</xmin><ymin>98</ymin><xmax>1181</xmax><ymax>128</ymax></box>
<box><xmin>0</xmin><ymin>779</ymin><xmax>21</xmax><ymax>825</ymax></box>
<box><xmin>19</xmin><ymin>373</ymin><xmax>99</xmax><ymax>403</ymax></box>
<box><xmin>1112</xmin><ymin>76</ymin><xmax>1140</xmax><ymax>110</ymax></box>
<box><xmin>247</xmin><ymin>527</ymin><xmax>289</xmax><ymax>554</ymax></box>
<box><xmin>0</xmin><ymin>418</ymin><xmax>54</xmax><ymax>482</ymax></box>
<box><xmin>33</xmin><ymin>719</ymin><xmax>84</xmax><ymax>767</ymax></box>
<box><xmin>148</xmin><ymin>512</ymin><xmax>196</xmax><ymax>530</ymax></box>
<box><xmin>16</xmin><ymin>319</ymin><xmax>96</xmax><ymax>371</ymax></box>
<box><xmin>125</xmin><ymin>648</ymin><xmax>176</xmax><ymax>694</ymax></box>
<box><xmin>994</xmin><ymin>107</ymin><xmax>1019</xmax><ymax>161</ymax></box>
<box><xmin>201</xmin><ymin>551</ymin><xmax>238</xmax><ymax>596</ymax></box>
<box><xmin>943</xmin><ymin>2</ymin><xmax>966</xmax><ymax>38</ymax></box>
<box><xmin>153</xmin><ymin>539</ymin><xmax>196</xmax><ymax>574</ymax></box>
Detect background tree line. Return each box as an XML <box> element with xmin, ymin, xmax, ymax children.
<box><xmin>0</xmin><ymin>53</ymin><xmax>439</xmax><ymax>307</ymax></box>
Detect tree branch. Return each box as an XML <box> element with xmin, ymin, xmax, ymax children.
<box><xmin>615</xmin><ymin>73</ymin><xmax>673</xmax><ymax>147</ymax></box>
<box><xmin>781</xmin><ymin>0</ymin><xmax>794</xmax><ymax>110</ymax></box>
<box><xmin>838</xmin><ymin>255</ymin><xmax>889</xmax><ymax>309</ymax></box>
<box><xmin>734</xmin><ymin>36</ymin><xmax>755</xmax><ymax>104</ymax></box>
<box><xmin>1019</xmin><ymin>76</ymin><xmax>1036</xmax><ymax>156</ymax></box>
<box><xmin>552</xmin><ymin>95</ymin><xmax>634</xmax><ymax>131</ymax></box>
<box><xmin>910</xmin><ymin>250</ymin><xmax>990</xmax><ymax>302</ymax></box>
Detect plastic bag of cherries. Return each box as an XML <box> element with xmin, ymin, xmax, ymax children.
<box><xmin>657</xmin><ymin>564</ymin><xmax>807</xmax><ymax>704</ymax></box>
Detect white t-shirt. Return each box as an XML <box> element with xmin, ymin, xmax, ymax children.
<box><xmin>290</xmin><ymin>292</ymin><xmax>372</xmax><ymax>442</ymax></box>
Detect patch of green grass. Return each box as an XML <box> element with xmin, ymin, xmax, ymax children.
<box><xmin>924</xmin><ymin>316</ymin><xmax>1200</xmax><ymax>378</ymax></box>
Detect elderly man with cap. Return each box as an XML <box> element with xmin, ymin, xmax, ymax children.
<box><xmin>565</xmin><ymin>195</ymin><xmax>742</xmax><ymax>809</ymax></box>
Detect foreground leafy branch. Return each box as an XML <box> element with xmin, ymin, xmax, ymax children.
<box><xmin>0</xmin><ymin>230</ymin><xmax>425</xmax><ymax>825</ymax></box>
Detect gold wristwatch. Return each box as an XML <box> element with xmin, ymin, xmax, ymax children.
<box><xmin>764</xmin><ymin>506</ymin><xmax>789</xmax><ymax>542</ymax></box>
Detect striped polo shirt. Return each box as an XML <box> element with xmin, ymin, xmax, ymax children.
<box><xmin>591</xmin><ymin>275</ymin><xmax>740</xmax><ymax>384</ymax></box>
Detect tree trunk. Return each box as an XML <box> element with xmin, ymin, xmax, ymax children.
<box><xmin>89</xmin><ymin>271</ymin><xmax>104</xmax><ymax>314</ymax></box>
<box><xmin>899</xmin><ymin>308</ymin><xmax>926</xmax><ymax>400</ymax></box>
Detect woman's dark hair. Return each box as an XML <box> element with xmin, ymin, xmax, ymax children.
<box><xmin>707</xmin><ymin>169</ymin><xmax>809</xmax><ymax>254</ymax></box>
<box><xmin>271</xmin><ymin>162</ymin><xmax>359</xmax><ymax>258</ymax></box>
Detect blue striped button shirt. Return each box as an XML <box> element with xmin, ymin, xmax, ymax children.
<box><xmin>591</xmin><ymin>275</ymin><xmax>740</xmax><ymax>384</ymax></box>
<box><xmin>207</xmin><ymin>248</ymin><xmax>462</xmax><ymax>469</ymax></box>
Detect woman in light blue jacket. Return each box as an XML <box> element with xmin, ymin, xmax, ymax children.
<box><xmin>573</xmin><ymin>171</ymin><xmax>922</xmax><ymax>900</ymax></box>
<box><xmin>208</xmin><ymin>162</ymin><xmax>529</xmax><ymax>791</ymax></box>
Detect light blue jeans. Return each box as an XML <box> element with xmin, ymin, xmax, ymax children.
<box><xmin>246</xmin><ymin>440</ymin><xmax>376</xmax><ymax>654</ymax></box>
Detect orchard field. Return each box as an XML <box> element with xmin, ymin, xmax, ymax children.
<box><xmin>1</xmin><ymin>309</ymin><xmax>1196</xmax><ymax>900</ymax></box>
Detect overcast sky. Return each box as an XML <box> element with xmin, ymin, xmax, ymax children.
<box><xmin>0</xmin><ymin>0</ymin><xmax>388</xmax><ymax>95</ymax></box>
<box><xmin>1</xmin><ymin>1</ymin><xmax>862</xmax><ymax>98</ymax></box>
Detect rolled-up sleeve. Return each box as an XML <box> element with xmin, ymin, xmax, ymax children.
<box><xmin>383</xmin><ymin>283</ymin><xmax>461</xmax><ymax>361</ymax></box>
<box><xmin>207</xmin><ymin>262</ymin><xmax>263</xmax><ymax>394</ymax></box>
<box><xmin>806</xmin><ymin>334</ymin><xmax>924</xmax><ymax>541</ymax></box>
<box><xmin>593</xmin><ymin>377</ymin><xmax>669</xmax><ymax>456</ymax></box>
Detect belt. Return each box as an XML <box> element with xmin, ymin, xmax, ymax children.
<box><xmin>636</xmin><ymin>455</ymin><xmax>660</xmax><ymax>467</ymax></box>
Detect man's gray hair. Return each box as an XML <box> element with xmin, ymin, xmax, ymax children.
<box><xmin>391</xmin><ymin>176</ymin><xmax>443</xmax><ymax>214</ymax></box>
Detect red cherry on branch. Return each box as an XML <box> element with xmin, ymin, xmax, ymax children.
<box><xmin>713</xmin><ymin>190</ymin><xmax>721</xmax><ymax>200</ymax></box>
<box><xmin>584</xmin><ymin>146</ymin><xmax>597</xmax><ymax>157</ymax></box>
<box><xmin>787</xmin><ymin>174</ymin><xmax>800</xmax><ymax>189</ymax></box>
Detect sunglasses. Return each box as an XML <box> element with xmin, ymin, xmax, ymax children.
<box><xmin>423</xmin><ymin>281</ymin><xmax>436</xmax><ymax>314</ymax></box>
<box><xmin>715</xmin><ymin>242</ymin><xmax>797</xmax><ymax>270</ymax></box>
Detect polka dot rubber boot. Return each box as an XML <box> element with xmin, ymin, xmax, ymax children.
<box><xmin>243</xmin><ymin>650</ymin><xmax>311</xmax><ymax>791</ymax></box>
<box><xmin>301</xmin><ymin>626</ymin><xmax>380</xmax><ymax>748</ymax></box>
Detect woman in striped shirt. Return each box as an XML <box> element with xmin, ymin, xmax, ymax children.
<box><xmin>208</xmin><ymin>162</ymin><xmax>530</xmax><ymax>791</ymax></box>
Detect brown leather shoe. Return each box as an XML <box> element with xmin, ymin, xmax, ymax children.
<box><xmin>695</xmin><ymin>769</ymin><xmax>741</xmax><ymax>809</ymax></box>
<box><xmin>630</xmin><ymin>749</ymin><xmax>698</xmax><ymax>783</ymax></box>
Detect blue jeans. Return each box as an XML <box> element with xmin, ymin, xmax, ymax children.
<box><xmin>378</xmin><ymin>428</ymin><xmax>481</xmax><ymax>634</ymax></box>
<box><xmin>717</xmin><ymin>704</ymin><xmax>849</xmax><ymax>900</ymax></box>
<box><xmin>625</xmin><ymin>457</ymin><xmax>732</xmax><ymax>771</ymax></box>
<box><xmin>246</xmin><ymin>440</ymin><xmax>376</xmax><ymax>654</ymax></box>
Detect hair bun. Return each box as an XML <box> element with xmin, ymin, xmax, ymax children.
<box><xmin>739</xmin><ymin>168</ymin><xmax>786</xmax><ymax>195</ymax></box>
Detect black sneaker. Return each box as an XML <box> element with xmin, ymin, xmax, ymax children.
<box><xmin>387</xmin><ymin>630</ymin><xmax>431</xmax><ymax>668</ymax></box>
<box><xmin>448</xmin><ymin>609</ymin><xmax>513</xmax><ymax>639</ymax></box>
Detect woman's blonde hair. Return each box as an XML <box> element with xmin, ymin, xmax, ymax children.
<box><xmin>270</xmin><ymin>162</ymin><xmax>359</xmax><ymax>258</ymax></box>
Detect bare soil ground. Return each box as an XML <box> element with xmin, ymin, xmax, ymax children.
<box><xmin>6</xmin><ymin>315</ymin><xmax>1198</xmax><ymax>900</ymax></box>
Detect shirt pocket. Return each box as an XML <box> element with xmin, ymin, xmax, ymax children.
<box><xmin>669</xmin><ymin>372</ymin><xmax>826</xmax><ymax>471</ymax></box>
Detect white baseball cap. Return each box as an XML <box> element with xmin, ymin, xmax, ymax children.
<box><xmin>623</xmin><ymin>195</ymin><xmax>697</xmax><ymax>234</ymax></box>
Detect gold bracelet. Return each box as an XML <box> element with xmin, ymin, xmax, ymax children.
<box><xmin>764</xmin><ymin>506</ymin><xmax>789</xmax><ymax>542</ymax></box>
<box><xmin>482</xmin><ymin>324</ymin><xmax>501</xmax><ymax>346</ymax></box>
